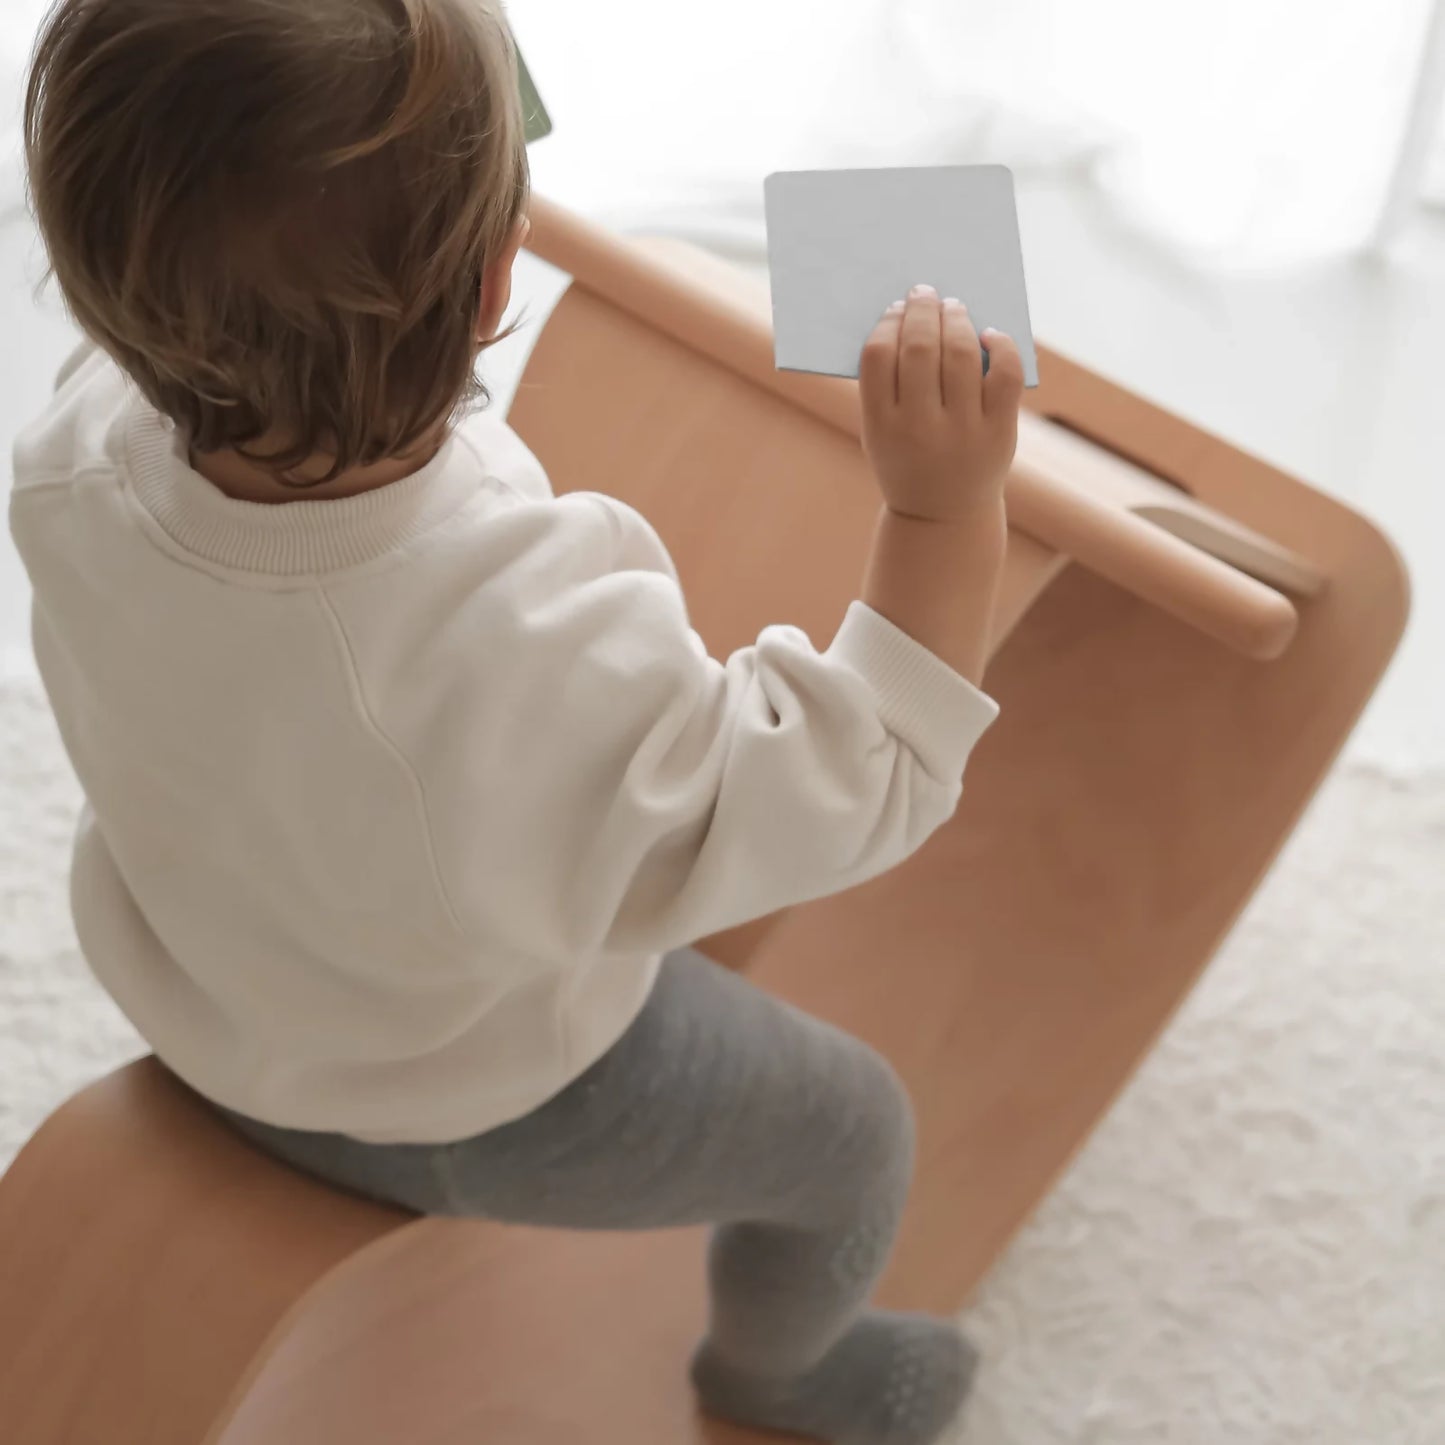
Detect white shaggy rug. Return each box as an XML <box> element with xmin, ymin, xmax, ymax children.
<box><xmin>2</xmin><ymin>672</ymin><xmax>1442</xmax><ymax>1443</ymax></box>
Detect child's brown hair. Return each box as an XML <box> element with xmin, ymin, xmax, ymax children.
<box><xmin>24</xmin><ymin>0</ymin><xmax>530</xmax><ymax>482</ymax></box>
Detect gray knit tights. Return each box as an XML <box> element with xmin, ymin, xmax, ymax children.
<box><xmin>214</xmin><ymin>949</ymin><xmax>975</xmax><ymax>1444</ymax></box>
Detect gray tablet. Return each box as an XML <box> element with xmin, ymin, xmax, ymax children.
<box><xmin>764</xmin><ymin>165</ymin><xmax>1037</xmax><ymax>386</ymax></box>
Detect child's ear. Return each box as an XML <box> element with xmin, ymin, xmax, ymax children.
<box><xmin>476</xmin><ymin>215</ymin><xmax>531</xmax><ymax>343</ymax></box>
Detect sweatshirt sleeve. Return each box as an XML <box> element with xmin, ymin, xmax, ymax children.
<box><xmin>416</xmin><ymin>493</ymin><xmax>999</xmax><ymax>960</ymax></box>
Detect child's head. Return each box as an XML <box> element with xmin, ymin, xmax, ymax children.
<box><xmin>25</xmin><ymin>0</ymin><xmax>530</xmax><ymax>481</ymax></box>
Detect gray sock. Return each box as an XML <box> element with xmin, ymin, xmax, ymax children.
<box><xmin>692</xmin><ymin>1310</ymin><xmax>978</xmax><ymax>1445</ymax></box>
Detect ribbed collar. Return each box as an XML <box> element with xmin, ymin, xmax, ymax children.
<box><xmin>125</xmin><ymin>405</ymin><xmax>482</xmax><ymax>577</ymax></box>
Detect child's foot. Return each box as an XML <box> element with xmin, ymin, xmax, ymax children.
<box><xmin>691</xmin><ymin>1310</ymin><xmax>977</xmax><ymax>1445</ymax></box>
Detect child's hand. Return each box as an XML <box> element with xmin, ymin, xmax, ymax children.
<box><xmin>859</xmin><ymin>285</ymin><xmax>1024</xmax><ymax>523</ymax></box>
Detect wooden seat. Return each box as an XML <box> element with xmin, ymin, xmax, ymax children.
<box><xmin>0</xmin><ymin>1059</ymin><xmax>745</xmax><ymax>1445</ymax></box>
<box><xmin>0</xmin><ymin>198</ymin><xmax>1407</xmax><ymax>1443</ymax></box>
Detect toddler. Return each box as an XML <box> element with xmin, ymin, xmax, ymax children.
<box><xmin>12</xmin><ymin>3</ymin><xmax>1023</xmax><ymax>1442</ymax></box>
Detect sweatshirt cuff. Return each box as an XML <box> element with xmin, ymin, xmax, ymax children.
<box><xmin>828</xmin><ymin>602</ymin><xmax>1000</xmax><ymax>781</ymax></box>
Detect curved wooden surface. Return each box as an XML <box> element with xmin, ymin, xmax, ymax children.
<box><xmin>0</xmin><ymin>1061</ymin><xmax>767</xmax><ymax>1445</ymax></box>
<box><xmin>0</xmin><ymin>1061</ymin><xmax>405</xmax><ymax>1445</ymax></box>
<box><xmin>0</xmin><ymin>204</ymin><xmax>1407</xmax><ymax>1443</ymax></box>
<box><xmin>506</xmin><ymin>213</ymin><xmax>1408</xmax><ymax>1310</ymax></box>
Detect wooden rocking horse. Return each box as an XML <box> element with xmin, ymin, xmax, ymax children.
<box><xmin>0</xmin><ymin>196</ymin><xmax>1407</xmax><ymax>1444</ymax></box>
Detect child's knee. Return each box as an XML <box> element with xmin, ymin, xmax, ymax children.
<box><xmin>846</xmin><ymin>1043</ymin><xmax>917</xmax><ymax>1194</ymax></box>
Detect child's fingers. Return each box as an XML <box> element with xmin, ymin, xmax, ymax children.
<box><xmin>898</xmin><ymin>285</ymin><xmax>944</xmax><ymax>411</ymax></box>
<box><xmin>941</xmin><ymin>298</ymin><xmax>982</xmax><ymax>412</ymax></box>
<box><xmin>981</xmin><ymin>329</ymin><xmax>1025</xmax><ymax>416</ymax></box>
<box><xmin>859</xmin><ymin>300</ymin><xmax>905</xmax><ymax>415</ymax></box>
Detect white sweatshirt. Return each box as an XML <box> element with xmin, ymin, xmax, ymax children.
<box><xmin>9</xmin><ymin>344</ymin><xmax>999</xmax><ymax>1143</ymax></box>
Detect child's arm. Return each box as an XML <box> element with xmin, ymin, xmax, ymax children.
<box><xmin>397</xmin><ymin>294</ymin><xmax>1022</xmax><ymax>963</ymax></box>
<box><xmin>858</xmin><ymin>287</ymin><xmax>1022</xmax><ymax>686</ymax></box>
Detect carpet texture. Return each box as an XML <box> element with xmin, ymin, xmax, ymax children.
<box><xmin>1</xmin><ymin>673</ymin><xmax>1441</xmax><ymax>1443</ymax></box>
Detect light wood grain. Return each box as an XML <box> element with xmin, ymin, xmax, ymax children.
<box><xmin>0</xmin><ymin>1061</ymin><xmax>405</xmax><ymax>1445</ymax></box>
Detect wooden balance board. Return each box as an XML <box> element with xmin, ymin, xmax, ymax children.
<box><xmin>0</xmin><ymin>198</ymin><xmax>1408</xmax><ymax>1445</ymax></box>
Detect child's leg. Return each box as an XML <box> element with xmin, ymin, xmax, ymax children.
<box><xmin>217</xmin><ymin>950</ymin><xmax>974</xmax><ymax>1445</ymax></box>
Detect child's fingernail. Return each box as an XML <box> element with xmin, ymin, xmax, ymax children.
<box><xmin>982</xmin><ymin>327</ymin><xmax>1004</xmax><ymax>338</ymax></box>
<box><xmin>887</xmin><ymin>300</ymin><xmax>906</xmax><ymax>312</ymax></box>
<box><xmin>943</xmin><ymin>296</ymin><xmax>962</xmax><ymax>307</ymax></box>
<box><xmin>909</xmin><ymin>283</ymin><xmax>937</xmax><ymax>298</ymax></box>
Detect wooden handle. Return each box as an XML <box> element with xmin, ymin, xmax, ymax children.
<box><xmin>1008</xmin><ymin>445</ymin><xmax>1299</xmax><ymax>660</ymax></box>
<box><xmin>525</xmin><ymin>197</ymin><xmax>1299</xmax><ymax>661</ymax></box>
